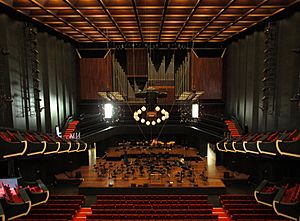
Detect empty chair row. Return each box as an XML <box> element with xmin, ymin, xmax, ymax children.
<box><xmin>91</xmin><ymin>208</ymin><xmax>213</xmax><ymax>214</ymax></box>
<box><xmin>220</xmin><ymin>194</ymin><xmax>286</xmax><ymax>220</ymax></box>
<box><xmin>96</xmin><ymin>194</ymin><xmax>208</xmax><ymax>200</ymax></box>
<box><xmin>255</xmin><ymin>179</ymin><xmax>300</xmax><ymax>221</ymax></box>
<box><xmin>216</xmin><ymin>129</ymin><xmax>300</xmax><ymax>158</ymax></box>
<box><xmin>86</xmin><ymin>214</ymin><xmax>218</xmax><ymax>220</ymax></box>
<box><xmin>0</xmin><ymin>129</ymin><xmax>87</xmax><ymax>159</ymax></box>
<box><xmin>49</xmin><ymin>194</ymin><xmax>85</xmax><ymax>201</ymax></box>
<box><xmin>96</xmin><ymin>199</ymin><xmax>208</xmax><ymax>204</ymax></box>
<box><xmin>219</xmin><ymin>194</ymin><xmax>255</xmax><ymax>201</ymax></box>
<box><xmin>92</xmin><ymin>203</ymin><xmax>213</xmax><ymax>210</ymax></box>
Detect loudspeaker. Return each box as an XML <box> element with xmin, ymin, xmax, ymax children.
<box><xmin>143</xmin><ymin>183</ymin><xmax>148</xmax><ymax>187</ymax></box>
<box><xmin>224</xmin><ymin>172</ymin><xmax>230</xmax><ymax>179</ymax></box>
<box><xmin>131</xmin><ymin>183</ymin><xmax>136</xmax><ymax>188</ymax></box>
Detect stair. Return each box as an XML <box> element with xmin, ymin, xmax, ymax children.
<box><xmin>213</xmin><ymin>207</ymin><xmax>232</xmax><ymax>221</ymax></box>
<box><xmin>64</xmin><ymin>120</ymin><xmax>79</xmax><ymax>139</ymax></box>
<box><xmin>72</xmin><ymin>207</ymin><xmax>91</xmax><ymax>221</ymax></box>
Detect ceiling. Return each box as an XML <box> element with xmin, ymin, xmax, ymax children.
<box><xmin>0</xmin><ymin>0</ymin><xmax>298</xmax><ymax>43</ymax></box>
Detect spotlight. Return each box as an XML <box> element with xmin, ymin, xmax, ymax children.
<box><xmin>146</xmin><ymin>121</ymin><xmax>150</xmax><ymax>126</ymax></box>
<box><xmin>157</xmin><ymin>118</ymin><xmax>161</xmax><ymax>124</ymax></box>
<box><xmin>162</xmin><ymin>116</ymin><xmax>166</xmax><ymax>121</ymax></box>
<box><xmin>137</xmin><ymin>109</ymin><xmax>142</xmax><ymax>114</ymax></box>
<box><xmin>104</xmin><ymin>103</ymin><xmax>113</xmax><ymax>119</ymax></box>
<box><xmin>141</xmin><ymin>118</ymin><xmax>145</xmax><ymax>123</ymax></box>
<box><xmin>135</xmin><ymin>116</ymin><xmax>140</xmax><ymax>121</ymax></box>
<box><xmin>134</xmin><ymin>111</ymin><xmax>138</xmax><ymax>116</ymax></box>
<box><xmin>155</xmin><ymin>106</ymin><xmax>160</xmax><ymax>112</ymax></box>
<box><xmin>141</xmin><ymin>106</ymin><xmax>146</xmax><ymax>111</ymax></box>
<box><xmin>192</xmin><ymin>103</ymin><xmax>199</xmax><ymax>118</ymax></box>
<box><xmin>161</xmin><ymin>109</ymin><xmax>166</xmax><ymax>114</ymax></box>
<box><xmin>151</xmin><ymin>121</ymin><xmax>156</xmax><ymax>126</ymax></box>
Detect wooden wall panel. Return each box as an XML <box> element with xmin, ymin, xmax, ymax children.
<box><xmin>80</xmin><ymin>53</ymin><xmax>112</xmax><ymax>100</ymax></box>
<box><xmin>191</xmin><ymin>52</ymin><xmax>223</xmax><ymax>100</ymax></box>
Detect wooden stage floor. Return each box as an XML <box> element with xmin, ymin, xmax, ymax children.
<box><xmin>74</xmin><ymin>145</ymin><xmax>249</xmax><ymax>195</ymax></box>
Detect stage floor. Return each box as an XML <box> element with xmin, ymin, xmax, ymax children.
<box><xmin>75</xmin><ymin>145</ymin><xmax>249</xmax><ymax>195</ymax></box>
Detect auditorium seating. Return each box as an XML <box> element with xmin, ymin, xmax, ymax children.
<box><xmin>63</xmin><ymin>120</ymin><xmax>79</xmax><ymax>139</ymax></box>
<box><xmin>273</xmin><ymin>183</ymin><xmax>300</xmax><ymax>221</ymax></box>
<box><xmin>15</xmin><ymin>194</ymin><xmax>85</xmax><ymax>221</ymax></box>
<box><xmin>220</xmin><ymin>194</ymin><xmax>286</xmax><ymax>220</ymax></box>
<box><xmin>0</xmin><ymin>182</ymin><xmax>31</xmax><ymax>220</ymax></box>
<box><xmin>0</xmin><ymin>128</ymin><xmax>88</xmax><ymax>159</ymax></box>
<box><xmin>224</xmin><ymin>119</ymin><xmax>241</xmax><ymax>137</ymax></box>
<box><xmin>0</xmin><ymin>130</ymin><xmax>27</xmax><ymax>158</ymax></box>
<box><xmin>254</xmin><ymin>179</ymin><xmax>280</xmax><ymax>207</ymax></box>
<box><xmin>87</xmin><ymin>194</ymin><xmax>218</xmax><ymax>220</ymax></box>
<box><xmin>20</xmin><ymin>132</ymin><xmax>46</xmax><ymax>156</ymax></box>
<box><xmin>276</xmin><ymin>129</ymin><xmax>300</xmax><ymax>158</ymax></box>
<box><xmin>216</xmin><ymin>129</ymin><xmax>300</xmax><ymax>159</ymax></box>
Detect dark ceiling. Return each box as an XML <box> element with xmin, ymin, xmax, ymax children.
<box><xmin>0</xmin><ymin>0</ymin><xmax>298</xmax><ymax>43</ymax></box>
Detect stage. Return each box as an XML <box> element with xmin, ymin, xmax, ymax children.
<box><xmin>74</xmin><ymin>145</ymin><xmax>249</xmax><ymax>195</ymax></box>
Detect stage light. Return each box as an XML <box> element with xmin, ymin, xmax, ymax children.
<box><xmin>137</xmin><ymin>109</ymin><xmax>142</xmax><ymax>114</ymax></box>
<box><xmin>134</xmin><ymin>111</ymin><xmax>138</xmax><ymax>116</ymax></box>
<box><xmin>141</xmin><ymin>118</ymin><xmax>145</xmax><ymax>123</ymax></box>
<box><xmin>141</xmin><ymin>106</ymin><xmax>146</xmax><ymax>111</ymax></box>
<box><xmin>155</xmin><ymin>106</ymin><xmax>160</xmax><ymax>112</ymax></box>
<box><xmin>152</xmin><ymin>121</ymin><xmax>156</xmax><ymax>126</ymax></box>
<box><xmin>162</xmin><ymin>116</ymin><xmax>166</xmax><ymax>121</ymax></box>
<box><xmin>146</xmin><ymin>121</ymin><xmax>150</xmax><ymax>126</ymax></box>
<box><xmin>104</xmin><ymin>103</ymin><xmax>113</xmax><ymax>119</ymax></box>
<box><xmin>157</xmin><ymin>118</ymin><xmax>161</xmax><ymax>123</ymax></box>
<box><xmin>161</xmin><ymin>109</ymin><xmax>166</xmax><ymax>114</ymax></box>
<box><xmin>134</xmin><ymin>116</ymin><xmax>140</xmax><ymax>121</ymax></box>
<box><xmin>192</xmin><ymin>103</ymin><xmax>199</xmax><ymax>118</ymax></box>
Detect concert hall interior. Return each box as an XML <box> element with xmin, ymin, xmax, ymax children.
<box><xmin>0</xmin><ymin>0</ymin><xmax>300</xmax><ymax>220</ymax></box>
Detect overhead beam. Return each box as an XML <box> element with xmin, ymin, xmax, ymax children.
<box><xmin>158</xmin><ymin>0</ymin><xmax>169</xmax><ymax>42</ymax></box>
<box><xmin>96</xmin><ymin>0</ymin><xmax>127</xmax><ymax>41</ymax></box>
<box><xmin>29</xmin><ymin>0</ymin><xmax>94</xmax><ymax>41</ymax></box>
<box><xmin>207</xmin><ymin>0</ymin><xmax>270</xmax><ymax>41</ymax></box>
<box><xmin>131</xmin><ymin>0</ymin><xmax>144</xmax><ymax>42</ymax></box>
<box><xmin>63</xmin><ymin>0</ymin><xmax>110</xmax><ymax>41</ymax></box>
<box><xmin>175</xmin><ymin>0</ymin><xmax>203</xmax><ymax>42</ymax></box>
<box><xmin>190</xmin><ymin>0</ymin><xmax>235</xmax><ymax>41</ymax></box>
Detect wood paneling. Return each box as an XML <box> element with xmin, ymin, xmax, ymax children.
<box><xmin>191</xmin><ymin>52</ymin><xmax>223</xmax><ymax>100</ymax></box>
<box><xmin>80</xmin><ymin>54</ymin><xmax>112</xmax><ymax>100</ymax></box>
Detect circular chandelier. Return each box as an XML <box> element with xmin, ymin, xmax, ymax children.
<box><xmin>133</xmin><ymin>106</ymin><xmax>169</xmax><ymax>126</ymax></box>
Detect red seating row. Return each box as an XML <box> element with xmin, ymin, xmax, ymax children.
<box><xmin>0</xmin><ymin>128</ymin><xmax>87</xmax><ymax>159</ymax></box>
<box><xmin>216</xmin><ymin>129</ymin><xmax>300</xmax><ymax>158</ymax></box>
<box><xmin>223</xmin><ymin>203</ymin><xmax>270</xmax><ymax>210</ymax></box>
<box><xmin>92</xmin><ymin>203</ymin><xmax>213</xmax><ymax>210</ymax></box>
<box><xmin>96</xmin><ymin>194</ymin><xmax>208</xmax><ymax>200</ymax></box>
<box><xmin>225</xmin><ymin>119</ymin><xmax>241</xmax><ymax>137</ymax></box>
<box><xmin>220</xmin><ymin>194</ymin><xmax>284</xmax><ymax>220</ymax></box>
<box><xmin>86</xmin><ymin>214</ymin><xmax>218</xmax><ymax>220</ymax></box>
<box><xmin>50</xmin><ymin>194</ymin><xmax>85</xmax><ymax>201</ymax></box>
<box><xmin>92</xmin><ymin>208</ymin><xmax>213</xmax><ymax>214</ymax></box>
<box><xmin>17</xmin><ymin>194</ymin><xmax>85</xmax><ymax>221</ymax></box>
<box><xmin>281</xmin><ymin>184</ymin><xmax>300</xmax><ymax>203</ymax></box>
<box><xmin>231</xmin><ymin>214</ymin><xmax>286</xmax><ymax>220</ymax></box>
<box><xmin>219</xmin><ymin>194</ymin><xmax>255</xmax><ymax>201</ymax></box>
<box><xmin>96</xmin><ymin>199</ymin><xmax>208</xmax><ymax>204</ymax></box>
